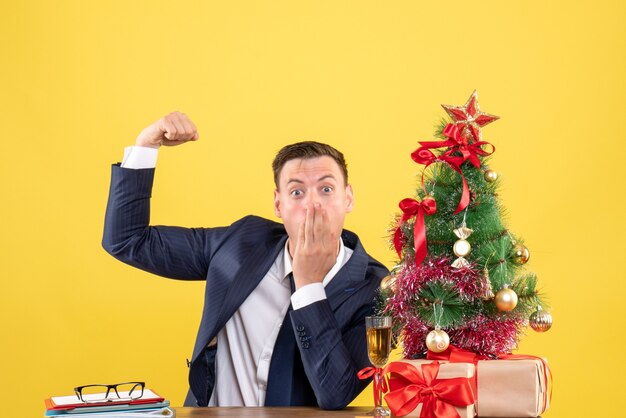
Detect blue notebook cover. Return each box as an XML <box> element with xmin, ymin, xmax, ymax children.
<box><xmin>44</xmin><ymin>401</ymin><xmax>171</xmax><ymax>416</ymax></box>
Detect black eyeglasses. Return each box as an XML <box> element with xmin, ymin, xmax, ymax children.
<box><xmin>74</xmin><ymin>382</ymin><xmax>145</xmax><ymax>403</ymax></box>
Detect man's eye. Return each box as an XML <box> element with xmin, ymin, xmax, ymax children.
<box><xmin>290</xmin><ymin>190</ymin><xmax>303</xmax><ymax>196</ymax></box>
<box><xmin>322</xmin><ymin>186</ymin><xmax>333</xmax><ymax>193</ymax></box>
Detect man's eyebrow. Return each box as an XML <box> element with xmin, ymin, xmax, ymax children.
<box><xmin>285</xmin><ymin>174</ymin><xmax>337</xmax><ymax>186</ymax></box>
<box><xmin>318</xmin><ymin>174</ymin><xmax>337</xmax><ymax>182</ymax></box>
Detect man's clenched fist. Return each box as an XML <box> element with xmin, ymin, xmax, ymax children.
<box><xmin>135</xmin><ymin>111</ymin><xmax>199</xmax><ymax>148</ymax></box>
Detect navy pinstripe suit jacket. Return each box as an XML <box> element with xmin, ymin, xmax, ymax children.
<box><xmin>102</xmin><ymin>164</ymin><xmax>388</xmax><ymax>409</ymax></box>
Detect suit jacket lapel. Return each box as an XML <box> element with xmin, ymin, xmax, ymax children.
<box><xmin>213</xmin><ymin>235</ymin><xmax>288</xmax><ymax>335</ymax></box>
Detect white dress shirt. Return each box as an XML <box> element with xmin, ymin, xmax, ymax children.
<box><xmin>121</xmin><ymin>146</ymin><xmax>353</xmax><ymax>406</ymax></box>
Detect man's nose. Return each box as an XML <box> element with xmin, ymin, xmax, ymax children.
<box><xmin>304</xmin><ymin>191</ymin><xmax>321</xmax><ymax>206</ymax></box>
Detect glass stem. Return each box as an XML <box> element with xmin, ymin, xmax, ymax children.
<box><xmin>376</xmin><ymin>371</ymin><xmax>383</xmax><ymax>409</ymax></box>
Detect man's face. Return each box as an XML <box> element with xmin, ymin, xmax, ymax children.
<box><xmin>274</xmin><ymin>156</ymin><xmax>354</xmax><ymax>248</ymax></box>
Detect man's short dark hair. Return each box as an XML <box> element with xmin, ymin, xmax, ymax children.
<box><xmin>272</xmin><ymin>141</ymin><xmax>348</xmax><ymax>189</ymax></box>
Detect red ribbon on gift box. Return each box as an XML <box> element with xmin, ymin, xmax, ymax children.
<box><xmin>427</xmin><ymin>344</ymin><xmax>484</xmax><ymax>364</ymax></box>
<box><xmin>383</xmin><ymin>361</ymin><xmax>475</xmax><ymax>418</ymax></box>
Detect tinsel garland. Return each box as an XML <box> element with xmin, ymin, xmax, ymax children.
<box><xmin>392</xmin><ymin>257</ymin><xmax>487</xmax><ymax>300</ymax></box>
<box><xmin>447</xmin><ymin>315</ymin><xmax>525</xmax><ymax>358</ymax></box>
<box><xmin>385</xmin><ymin>256</ymin><xmax>524</xmax><ymax>358</ymax></box>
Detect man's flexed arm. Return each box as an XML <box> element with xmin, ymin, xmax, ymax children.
<box><xmin>103</xmin><ymin>112</ymin><xmax>227</xmax><ymax>280</ymax></box>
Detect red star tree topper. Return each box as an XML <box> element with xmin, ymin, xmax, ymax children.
<box><xmin>441</xmin><ymin>90</ymin><xmax>499</xmax><ymax>142</ymax></box>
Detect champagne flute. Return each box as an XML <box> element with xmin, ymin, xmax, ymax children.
<box><xmin>365</xmin><ymin>316</ymin><xmax>392</xmax><ymax>417</ymax></box>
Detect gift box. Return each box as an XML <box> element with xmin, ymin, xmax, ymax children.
<box><xmin>384</xmin><ymin>359</ymin><xmax>476</xmax><ymax>418</ymax></box>
<box><xmin>476</xmin><ymin>357</ymin><xmax>550</xmax><ymax>417</ymax></box>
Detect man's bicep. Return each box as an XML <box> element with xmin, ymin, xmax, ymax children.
<box><xmin>102</xmin><ymin>163</ymin><xmax>230</xmax><ymax>280</ymax></box>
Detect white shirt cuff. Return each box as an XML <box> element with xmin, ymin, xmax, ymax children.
<box><xmin>291</xmin><ymin>283</ymin><xmax>326</xmax><ymax>310</ymax></box>
<box><xmin>121</xmin><ymin>146</ymin><xmax>158</xmax><ymax>169</ymax></box>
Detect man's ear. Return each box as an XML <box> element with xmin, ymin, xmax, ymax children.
<box><xmin>345</xmin><ymin>184</ymin><xmax>354</xmax><ymax>213</ymax></box>
<box><xmin>273</xmin><ymin>189</ymin><xmax>282</xmax><ymax>218</ymax></box>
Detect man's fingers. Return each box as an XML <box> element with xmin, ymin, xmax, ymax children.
<box><xmin>313</xmin><ymin>204</ymin><xmax>328</xmax><ymax>241</ymax></box>
<box><xmin>304</xmin><ymin>203</ymin><xmax>315</xmax><ymax>245</ymax></box>
<box><xmin>161</xmin><ymin>138</ymin><xmax>186</xmax><ymax>146</ymax></box>
<box><xmin>189</xmin><ymin>119</ymin><xmax>199</xmax><ymax>140</ymax></box>
<box><xmin>162</xmin><ymin>112</ymin><xmax>198</xmax><ymax>142</ymax></box>
<box><xmin>169</xmin><ymin>116</ymin><xmax>186</xmax><ymax>139</ymax></box>
<box><xmin>297</xmin><ymin>209</ymin><xmax>307</xmax><ymax>249</ymax></box>
<box><xmin>318</xmin><ymin>207</ymin><xmax>337</xmax><ymax>255</ymax></box>
<box><xmin>160</xmin><ymin>117</ymin><xmax>177</xmax><ymax>140</ymax></box>
<box><xmin>291</xmin><ymin>204</ymin><xmax>338</xmax><ymax>287</ymax></box>
<box><xmin>179</xmin><ymin>114</ymin><xmax>199</xmax><ymax>141</ymax></box>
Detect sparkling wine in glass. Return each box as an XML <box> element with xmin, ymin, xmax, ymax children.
<box><xmin>365</xmin><ymin>316</ymin><xmax>392</xmax><ymax>417</ymax></box>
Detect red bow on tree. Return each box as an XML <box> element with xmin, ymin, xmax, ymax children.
<box><xmin>410</xmin><ymin>124</ymin><xmax>495</xmax><ymax>214</ymax></box>
<box><xmin>435</xmin><ymin>124</ymin><xmax>495</xmax><ymax>169</ymax></box>
<box><xmin>393</xmin><ymin>197</ymin><xmax>436</xmax><ymax>265</ymax></box>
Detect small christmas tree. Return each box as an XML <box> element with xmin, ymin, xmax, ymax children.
<box><xmin>381</xmin><ymin>91</ymin><xmax>552</xmax><ymax>359</ymax></box>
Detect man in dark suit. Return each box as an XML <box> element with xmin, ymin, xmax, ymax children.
<box><xmin>102</xmin><ymin>112</ymin><xmax>388</xmax><ymax>409</ymax></box>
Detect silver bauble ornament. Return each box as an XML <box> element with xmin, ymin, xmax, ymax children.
<box><xmin>529</xmin><ymin>306</ymin><xmax>553</xmax><ymax>332</ymax></box>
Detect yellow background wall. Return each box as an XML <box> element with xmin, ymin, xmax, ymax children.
<box><xmin>1</xmin><ymin>1</ymin><xmax>624</xmax><ymax>417</ymax></box>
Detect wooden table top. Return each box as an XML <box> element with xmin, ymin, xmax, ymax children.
<box><xmin>173</xmin><ymin>406</ymin><xmax>374</xmax><ymax>417</ymax></box>
<box><xmin>173</xmin><ymin>407</ymin><xmax>540</xmax><ymax>417</ymax></box>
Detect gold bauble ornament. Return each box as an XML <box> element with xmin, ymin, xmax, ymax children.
<box><xmin>380</xmin><ymin>275</ymin><xmax>398</xmax><ymax>294</ymax></box>
<box><xmin>529</xmin><ymin>306</ymin><xmax>553</xmax><ymax>332</ymax></box>
<box><xmin>495</xmin><ymin>286</ymin><xmax>518</xmax><ymax>311</ymax></box>
<box><xmin>484</xmin><ymin>169</ymin><xmax>498</xmax><ymax>182</ymax></box>
<box><xmin>425</xmin><ymin>327</ymin><xmax>450</xmax><ymax>353</ymax></box>
<box><xmin>453</xmin><ymin>239</ymin><xmax>471</xmax><ymax>257</ymax></box>
<box><xmin>452</xmin><ymin>225</ymin><xmax>473</xmax><ymax>269</ymax></box>
<box><xmin>512</xmin><ymin>243</ymin><xmax>530</xmax><ymax>264</ymax></box>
